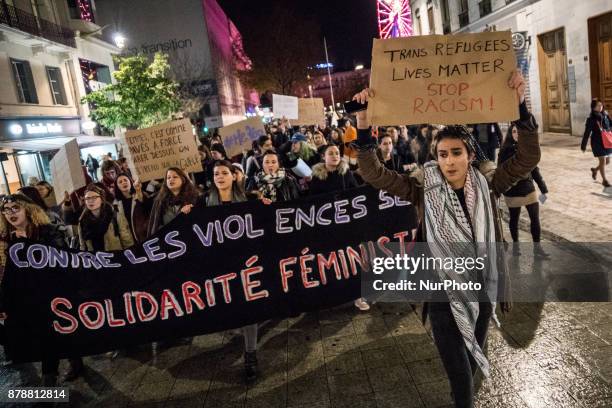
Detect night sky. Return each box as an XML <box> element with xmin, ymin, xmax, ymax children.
<box><xmin>217</xmin><ymin>0</ymin><xmax>379</xmax><ymax>72</ymax></box>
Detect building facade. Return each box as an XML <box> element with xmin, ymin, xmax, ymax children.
<box><xmin>0</xmin><ymin>0</ymin><xmax>120</xmax><ymax>193</ymax></box>
<box><xmin>95</xmin><ymin>0</ymin><xmax>257</xmax><ymax>130</ymax></box>
<box><xmin>410</xmin><ymin>0</ymin><xmax>612</xmax><ymax>136</ymax></box>
<box><xmin>297</xmin><ymin>67</ymin><xmax>372</xmax><ymax>109</ymax></box>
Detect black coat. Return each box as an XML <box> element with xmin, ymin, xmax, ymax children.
<box><xmin>581</xmin><ymin>112</ymin><xmax>612</xmax><ymax>157</ymax></box>
<box><xmin>309</xmin><ymin>162</ymin><xmax>360</xmax><ymax>196</ymax></box>
<box><xmin>472</xmin><ymin>123</ymin><xmax>503</xmax><ymax>148</ymax></box>
<box><xmin>499</xmin><ymin>143</ymin><xmax>548</xmax><ymax>197</ymax></box>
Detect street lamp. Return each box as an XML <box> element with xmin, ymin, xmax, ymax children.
<box><xmin>355</xmin><ymin>64</ymin><xmax>364</xmax><ymax>70</ymax></box>
<box><xmin>113</xmin><ymin>33</ymin><xmax>126</xmax><ymax>49</ymax></box>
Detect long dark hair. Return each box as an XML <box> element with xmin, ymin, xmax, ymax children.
<box><xmin>208</xmin><ymin>160</ymin><xmax>246</xmax><ymax>204</ymax></box>
<box><xmin>113</xmin><ymin>173</ymin><xmax>135</xmax><ymax>199</ymax></box>
<box><xmin>155</xmin><ymin>167</ymin><xmax>198</xmax><ymax>207</ymax></box>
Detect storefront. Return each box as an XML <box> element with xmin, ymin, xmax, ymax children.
<box><xmin>0</xmin><ymin>116</ymin><xmax>119</xmax><ymax>194</ymax></box>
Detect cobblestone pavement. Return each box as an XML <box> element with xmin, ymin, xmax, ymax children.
<box><xmin>1</xmin><ymin>297</ymin><xmax>612</xmax><ymax>407</ymax></box>
<box><xmin>506</xmin><ymin>132</ymin><xmax>612</xmax><ymax>242</ymax></box>
<box><xmin>1</xmin><ymin>131</ymin><xmax>611</xmax><ymax>407</ymax></box>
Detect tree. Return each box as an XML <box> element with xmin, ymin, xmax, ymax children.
<box><xmin>239</xmin><ymin>6</ymin><xmax>323</xmax><ymax>95</ymax></box>
<box><xmin>169</xmin><ymin>51</ymin><xmax>216</xmax><ymax>122</ymax></box>
<box><xmin>82</xmin><ymin>53</ymin><xmax>181</xmax><ymax>130</ymax></box>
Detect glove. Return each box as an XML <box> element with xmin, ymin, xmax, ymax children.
<box><xmin>538</xmin><ymin>193</ymin><xmax>547</xmax><ymax>204</ymax></box>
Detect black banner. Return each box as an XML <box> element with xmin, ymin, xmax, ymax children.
<box><xmin>1</xmin><ymin>187</ymin><xmax>418</xmax><ymax>362</ymax></box>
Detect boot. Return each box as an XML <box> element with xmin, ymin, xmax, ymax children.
<box><xmin>244</xmin><ymin>351</ymin><xmax>258</xmax><ymax>384</ymax></box>
<box><xmin>533</xmin><ymin>243</ymin><xmax>550</xmax><ymax>259</ymax></box>
<box><xmin>42</xmin><ymin>373</ymin><xmax>57</xmax><ymax>387</ymax></box>
<box><xmin>64</xmin><ymin>358</ymin><xmax>84</xmax><ymax>381</ymax></box>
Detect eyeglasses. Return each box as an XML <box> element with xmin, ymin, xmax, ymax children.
<box><xmin>1</xmin><ymin>204</ymin><xmax>22</xmax><ymax>214</ymax></box>
<box><xmin>84</xmin><ymin>195</ymin><xmax>101</xmax><ymax>202</ymax></box>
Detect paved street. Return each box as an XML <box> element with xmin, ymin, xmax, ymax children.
<box><xmin>1</xmin><ymin>132</ymin><xmax>611</xmax><ymax>408</ymax></box>
<box><xmin>505</xmin><ymin>132</ymin><xmax>612</xmax><ymax>243</ymax></box>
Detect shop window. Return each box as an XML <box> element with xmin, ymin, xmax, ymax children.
<box><xmin>46</xmin><ymin>67</ymin><xmax>68</xmax><ymax>105</ymax></box>
<box><xmin>10</xmin><ymin>59</ymin><xmax>38</xmax><ymax>104</ymax></box>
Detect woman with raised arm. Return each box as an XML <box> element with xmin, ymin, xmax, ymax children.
<box><xmin>352</xmin><ymin>71</ymin><xmax>540</xmax><ymax>408</ymax></box>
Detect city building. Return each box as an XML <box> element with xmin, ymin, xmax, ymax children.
<box><xmin>297</xmin><ymin>66</ymin><xmax>371</xmax><ymax>109</ymax></box>
<box><xmin>0</xmin><ymin>0</ymin><xmax>120</xmax><ymax>194</ymax></box>
<box><xmin>95</xmin><ymin>0</ymin><xmax>258</xmax><ymax>130</ymax></box>
<box><xmin>409</xmin><ymin>0</ymin><xmax>612</xmax><ymax>136</ymax></box>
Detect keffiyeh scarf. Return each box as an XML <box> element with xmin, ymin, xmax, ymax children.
<box><xmin>423</xmin><ymin>161</ymin><xmax>498</xmax><ymax>378</ymax></box>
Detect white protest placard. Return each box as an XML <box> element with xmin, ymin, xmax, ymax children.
<box><xmin>50</xmin><ymin>139</ymin><xmax>86</xmax><ymax>203</ymax></box>
<box><xmin>294</xmin><ymin>98</ymin><xmax>326</xmax><ymax>127</ymax></box>
<box><xmin>220</xmin><ymin>117</ymin><xmax>266</xmax><ymax>158</ymax></box>
<box><xmin>368</xmin><ymin>31</ymin><xmax>519</xmax><ymax>125</ymax></box>
<box><xmin>122</xmin><ymin>119</ymin><xmax>203</xmax><ymax>182</ymax></box>
<box><xmin>272</xmin><ymin>94</ymin><xmax>299</xmax><ymax>119</ymax></box>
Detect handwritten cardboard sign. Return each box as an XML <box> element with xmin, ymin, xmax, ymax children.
<box><xmin>220</xmin><ymin>117</ymin><xmax>266</xmax><ymax>158</ymax></box>
<box><xmin>294</xmin><ymin>98</ymin><xmax>326</xmax><ymax>127</ymax></box>
<box><xmin>272</xmin><ymin>94</ymin><xmax>299</xmax><ymax>119</ymax></box>
<box><xmin>50</xmin><ymin>139</ymin><xmax>86</xmax><ymax>203</ymax></box>
<box><xmin>122</xmin><ymin>119</ymin><xmax>202</xmax><ymax>182</ymax></box>
<box><xmin>368</xmin><ymin>31</ymin><xmax>519</xmax><ymax>125</ymax></box>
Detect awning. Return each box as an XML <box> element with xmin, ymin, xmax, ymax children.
<box><xmin>0</xmin><ymin>135</ymin><xmax>120</xmax><ymax>152</ymax></box>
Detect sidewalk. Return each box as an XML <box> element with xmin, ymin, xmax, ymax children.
<box><xmin>500</xmin><ymin>132</ymin><xmax>612</xmax><ymax>243</ymax></box>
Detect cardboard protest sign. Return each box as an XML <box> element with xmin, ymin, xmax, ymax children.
<box><xmin>294</xmin><ymin>98</ymin><xmax>326</xmax><ymax>127</ymax></box>
<box><xmin>272</xmin><ymin>94</ymin><xmax>299</xmax><ymax>119</ymax></box>
<box><xmin>220</xmin><ymin>117</ymin><xmax>266</xmax><ymax>158</ymax></box>
<box><xmin>122</xmin><ymin>119</ymin><xmax>202</xmax><ymax>182</ymax></box>
<box><xmin>50</xmin><ymin>139</ymin><xmax>86</xmax><ymax>203</ymax></box>
<box><xmin>368</xmin><ymin>31</ymin><xmax>519</xmax><ymax>125</ymax></box>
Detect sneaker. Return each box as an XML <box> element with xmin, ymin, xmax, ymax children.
<box><xmin>354</xmin><ymin>298</ymin><xmax>370</xmax><ymax>311</ymax></box>
<box><xmin>244</xmin><ymin>351</ymin><xmax>258</xmax><ymax>384</ymax></box>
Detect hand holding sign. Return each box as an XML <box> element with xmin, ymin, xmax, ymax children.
<box><xmin>508</xmin><ymin>70</ymin><xmax>526</xmax><ymax>104</ymax></box>
<box><xmin>368</xmin><ymin>31</ymin><xmax>519</xmax><ymax>125</ymax></box>
<box><xmin>353</xmin><ymin>88</ymin><xmax>374</xmax><ymax>129</ymax></box>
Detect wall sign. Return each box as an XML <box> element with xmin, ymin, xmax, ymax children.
<box><xmin>0</xmin><ymin>117</ymin><xmax>81</xmax><ymax>141</ymax></box>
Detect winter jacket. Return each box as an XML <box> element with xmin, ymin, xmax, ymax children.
<box><xmin>498</xmin><ymin>143</ymin><xmax>548</xmax><ymax>197</ymax></box>
<box><xmin>112</xmin><ymin>194</ymin><xmax>152</xmax><ymax>243</ymax></box>
<box><xmin>377</xmin><ymin>150</ymin><xmax>406</xmax><ymax>173</ymax></box>
<box><xmin>581</xmin><ymin>111</ymin><xmax>612</xmax><ymax>157</ymax></box>
<box><xmin>78</xmin><ymin>206</ymin><xmax>134</xmax><ymax>252</ymax></box>
<box><xmin>309</xmin><ymin>161</ymin><xmax>360</xmax><ymax>196</ymax></box>
<box><xmin>356</xmin><ymin>103</ymin><xmax>541</xmax><ymax>310</ymax></box>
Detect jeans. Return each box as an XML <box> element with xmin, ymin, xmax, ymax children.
<box><xmin>428</xmin><ymin>301</ymin><xmax>492</xmax><ymax>408</ymax></box>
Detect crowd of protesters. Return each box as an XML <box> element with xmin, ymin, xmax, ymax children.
<box><xmin>0</xmin><ymin>71</ymin><xmax>554</xmax><ymax>408</ymax></box>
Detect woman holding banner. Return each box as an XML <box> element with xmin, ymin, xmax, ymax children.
<box><xmin>310</xmin><ymin>145</ymin><xmax>360</xmax><ymax>196</ymax></box>
<box><xmin>201</xmin><ymin>159</ymin><xmax>259</xmax><ymax>384</ymax></box>
<box><xmin>352</xmin><ymin>70</ymin><xmax>540</xmax><ymax>408</ymax></box>
<box><xmin>113</xmin><ymin>174</ymin><xmax>152</xmax><ymax>243</ymax></box>
<box><xmin>0</xmin><ymin>194</ymin><xmax>82</xmax><ymax>385</ymax></box>
<box><xmin>78</xmin><ymin>185</ymin><xmax>134</xmax><ymax>252</ymax></box>
<box><xmin>255</xmin><ymin>152</ymin><xmax>300</xmax><ymax>204</ymax></box>
<box><xmin>147</xmin><ymin>167</ymin><xmax>199</xmax><ymax>236</ymax></box>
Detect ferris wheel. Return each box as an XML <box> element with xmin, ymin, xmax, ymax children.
<box><xmin>377</xmin><ymin>0</ymin><xmax>413</xmax><ymax>39</ymax></box>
